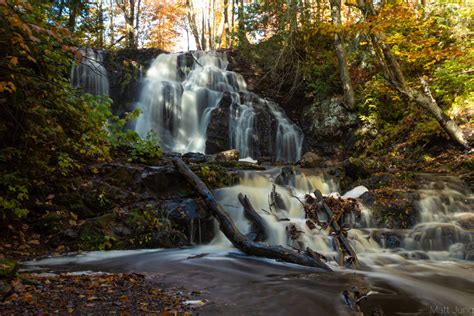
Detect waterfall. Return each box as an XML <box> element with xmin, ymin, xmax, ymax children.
<box><xmin>70</xmin><ymin>48</ymin><xmax>109</xmax><ymax>96</ymax></box>
<box><xmin>134</xmin><ymin>51</ymin><xmax>303</xmax><ymax>162</ymax></box>
<box><xmin>267</xmin><ymin>101</ymin><xmax>304</xmax><ymax>163</ymax></box>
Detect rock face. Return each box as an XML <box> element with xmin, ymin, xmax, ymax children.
<box><xmin>302</xmin><ymin>96</ymin><xmax>358</xmax><ymax>159</ymax></box>
<box><xmin>105</xmin><ymin>48</ymin><xmax>166</xmax><ymax>117</ymax></box>
<box><xmin>205</xmin><ymin>92</ymin><xmax>291</xmax><ymax>161</ymax></box>
<box><xmin>47</xmin><ymin>162</ymin><xmax>216</xmax><ymax>251</ymax></box>
<box><xmin>205</xmin><ymin>92</ymin><xmax>232</xmax><ymax>154</ymax></box>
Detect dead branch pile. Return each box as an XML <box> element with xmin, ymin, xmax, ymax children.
<box><xmin>303</xmin><ymin>191</ymin><xmax>361</xmax><ymax>268</ymax></box>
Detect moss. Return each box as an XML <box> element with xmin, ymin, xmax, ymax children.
<box><xmin>0</xmin><ymin>258</ymin><xmax>18</xmax><ymax>279</ymax></box>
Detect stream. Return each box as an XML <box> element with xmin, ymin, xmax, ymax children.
<box><xmin>25</xmin><ymin>169</ymin><xmax>474</xmax><ymax>315</ymax></box>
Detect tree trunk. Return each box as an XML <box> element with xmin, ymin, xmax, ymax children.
<box><xmin>223</xmin><ymin>0</ymin><xmax>229</xmax><ymax>48</ymax></box>
<box><xmin>172</xmin><ymin>158</ymin><xmax>332</xmax><ymax>271</ymax></box>
<box><xmin>97</xmin><ymin>0</ymin><xmax>104</xmax><ymax>48</ymax></box>
<box><xmin>67</xmin><ymin>1</ymin><xmax>78</xmax><ymax>31</ymax></box>
<box><xmin>186</xmin><ymin>0</ymin><xmax>202</xmax><ymax>50</ymax></box>
<box><xmin>134</xmin><ymin>0</ymin><xmax>142</xmax><ymax>47</ymax></box>
<box><xmin>109</xmin><ymin>0</ymin><xmax>115</xmax><ymax>46</ymax></box>
<box><xmin>329</xmin><ymin>0</ymin><xmax>355</xmax><ymax>110</ymax></box>
<box><xmin>201</xmin><ymin>11</ymin><xmax>207</xmax><ymax>51</ymax></box>
<box><xmin>127</xmin><ymin>0</ymin><xmax>136</xmax><ymax>48</ymax></box>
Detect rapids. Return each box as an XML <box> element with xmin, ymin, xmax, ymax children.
<box><xmin>25</xmin><ymin>169</ymin><xmax>474</xmax><ymax>315</ymax></box>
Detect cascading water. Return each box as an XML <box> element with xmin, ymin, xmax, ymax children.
<box><xmin>267</xmin><ymin>101</ymin><xmax>304</xmax><ymax>163</ymax></box>
<box><xmin>70</xmin><ymin>48</ymin><xmax>109</xmax><ymax>96</ymax></box>
<box><xmin>134</xmin><ymin>51</ymin><xmax>303</xmax><ymax>162</ymax></box>
<box><xmin>213</xmin><ymin>170</ymin><xmax>472</xmax><ymax>262</ymax></box>
<box><xmin>29</xmin><ymin>169</ymin><xmax>474</xmax><ymax>314</ymax></box>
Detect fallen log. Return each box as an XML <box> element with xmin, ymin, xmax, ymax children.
<box><xmin>172</xmin><ymin>158</ymin><xmax>332</xmax><ymax>271</ymax></box>
<box><xmin>238</xmin><ymin>193</ymin><xmax>268</xmax><ymax>242</ymax></box>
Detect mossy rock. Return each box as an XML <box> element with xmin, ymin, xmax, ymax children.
<box><xmin>0</xmin><ymin>258</ymin><xmax>18</xmax><ymax>279</ymax></box>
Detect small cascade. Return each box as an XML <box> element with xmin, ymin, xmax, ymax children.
<box><xmin>229</xmin><ymin>102</ymin><xmax>256</xmax><ymax>159</ymax></box>
<box><xmin>70</xmin><ymin>48</ymin><xmax>109</xmax><ymax>96</ymax></box>
<box><xmin>267</xmin><ymin>101</ymin><xmax>304</xmax><ymax>163</ymax></box>
<box><xmin>405</xmin><ymin>175</ymin><xmax>474</xmax><ymax>254</ymax></box>
<box><xmin>214</xmin><ymin>170</ymin><xmax>474</xmax><ymax>264</ymax></box>
<box><xmin>134</xmin><ymin>51</ymin><xmax>303</xmax><ymax>162</ymax></box>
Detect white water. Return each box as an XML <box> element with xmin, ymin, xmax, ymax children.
<box><xmin>134</xmin><ymin>51</ymin><xmax>303</xmax><ymax>162</ymax></box>
<box><xmin>211</xmin><ymin>170</ymin><xmax>473</xmax><ymax>264</ymax></box>
<box><xmin>70</xmin><ymin>48</ymin><xmax>109</xmax><ymax>96</ymax></box>
<box><xmin>27</xmin><ymin>170</ymin><xmax>474</xmax><ymax>314</ymax></box>
<box><xmin>267</xmin><ymin>102</ymin><xmax>304</xmax><ymax>163</ymax></box>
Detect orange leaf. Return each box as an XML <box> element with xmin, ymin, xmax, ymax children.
<box><xmin>9</xmin><ymin>56</ymin><xmax>18</xmax><ymax>66</ymax></box>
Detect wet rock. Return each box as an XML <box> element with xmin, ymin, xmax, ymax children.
<box><xmin>113</xmin><ymin>225</ymin><xmax>131</xmax><ymax>237</ymax></box>
<box><xmin>182</xmin><ymin>152</ymin><xmax>208</xmax><ymax>164</ymax></box>
<box><xmin>302</xmin><ymin>96</ymin><xmax>358</xmax><ymax>159</ymax></box>
<box><xmin>63</xmin><ymin>228</ymin><xmax>79</xmax><ymax>240</ymax></box>
<box><xmin>449</xmin><ymin>243</ymin><xmax>466</xmax><ymax>260</ymax></box>
<box><xmin>161</xmin><ymin>198</ymin><xmax>214</xmax><ymax>243</ymax></box>
<box><xmin>216</xmin><ymin>149</ymin><xmax>240</xmax><ymax>162</ymax></box>
<box><xmin>300</xmin><ymin>152</ymin><xmax>322</xmax><ymax>168</ymax></box>
<box><xmin>456</xmin><ymin>213</ymin><xmax>474</xmax><ymax>230</ymax></box>
<box><xmin>398</xmin><ymin>251</ymin><xmax>430</xmax><ymax>260</ymax></box>
<box><xmin>149</xmin><ymin>230</ymin><xmax>188</xmax><ymax>248</ymax></box>
<box><xmin>275</xmin><ymin>166</ymin><xmax>295</xmax><ymax>186</ymax></box>
<box><xmin>384</xmin><ymin>233</ymin><xmax>402</xmax><ymax>249</ymax></box>
<box><xmin>205</xmin><ymin>92</ymin><xmax>232</xmax><ymax>154</ymax></box>
<box><xmin>359</xmin><ymin>191</ymin><xmax>375</xmax><ymax>206</ymax></box>
<box><xmin>141</xmin><ymin>166</ymin><xmax>194</xmax><ymax>199</ymax></box>
<box><xmin>465</xmin><ymin>242</ymin><xmax>474</xmax><ymax>261</ymax></box>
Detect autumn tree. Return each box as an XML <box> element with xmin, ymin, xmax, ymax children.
<box><xmin>352</xmin><ymin>0</ymin><xmax>470</xmax><ymax>148</ymax></box>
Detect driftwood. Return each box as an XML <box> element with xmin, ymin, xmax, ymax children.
<box><xmin>238</xmin><ymin>193</ymin><xmax>268</xmax><ymax>242</ymax></box>
<box><xmin>268</xmin><ymin>184</ymin><xmax>290</xmax><ymax>222</ymax></box>
<box><xmin>321</xmin><ymin>200</ymin><xmax>359</xmax><ymax>268</ymax></box>
<box><xmin>172</xmin><ymin>158</ymin><xmax>332</xmax><ymax>271</ymax></box>
<box><xmin>303</xmin><ymin>191</ymin><xmax>360</xmax><ymax>268</ymax></box>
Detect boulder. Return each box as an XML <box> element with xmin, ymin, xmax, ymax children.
<box><xmin>449</xmin><ymin>243</ymin><xmax>466</xmax><ymax>260</ymax></box>
<box><xmin>300</xmin><ymin>152</ymin><xmax>322</xmax><ymax>168</ymax></box>
<box><xmin>384</xmin><ymin>232</ymin><xmax>402</xmax><ymax>249</ymax></box>
<box><xmin>182</xmin><ymin>152</ymin><xmax>208</xmax><ymax>164</ymax></box>
<box><xmin>301</xmin><ymin>96</ymin><xmax>358</xmax><ymax>158</ymax></box>
<box><xmin>275</xmin><ymin>166</ymin><xmax>295</xmax><ymax>186</ymax></box>
<box><xmin>216</xmin><ymin>149</ymin><xmax>240</xmax><ymax>162</ymax></box>
<box><xmin>456</xmin><ymin>213</ymin><xmax>474</xmax><ymax>230</ymax></box>
<box><xmin>465</xmin><ymin>242</ymin><xmax>474</xmax><ymax>261</ymax></box>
